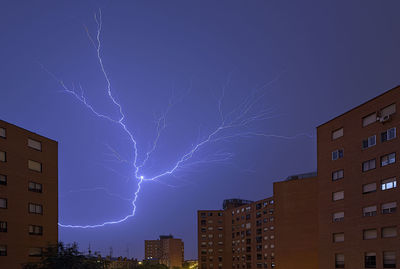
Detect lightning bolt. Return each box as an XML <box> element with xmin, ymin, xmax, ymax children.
<box><xmin>48</xmin><ymin>9</ymin><xmax>311</xmax><ymax>228</ymax></box>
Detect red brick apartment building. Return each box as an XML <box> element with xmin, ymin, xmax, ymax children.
<box><xmin>145</xmin><ymin>235</ymin><xmax>184</xmax><ymax>268</ymax></box>
<box><xmin>0</xmin><ymin>120</ymin><xmax>58</xmax><ymax>268</ymax></box>
<box><xmin>198</xmin><ymin>85</ymin><xmax>400</xmax><ymax>269</ymax></box>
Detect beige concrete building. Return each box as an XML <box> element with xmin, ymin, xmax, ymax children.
<box><xmin>145</xmin><ymin>235</ymin><xmax>184</xmax><ymax>268</ymax></box>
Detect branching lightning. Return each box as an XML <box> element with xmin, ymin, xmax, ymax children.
<box><xmin>50</xmin><ymin>9</ymin><xmax>312</xmax><ymax>228</ymax></box>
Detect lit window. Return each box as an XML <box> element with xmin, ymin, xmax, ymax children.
<box><xmin>332</xmin><ymin>128</ymin><xmax>343</xmax><ymax>140</ymax></box>
<box><xmin>0</xmin><ymin>198</ymin><xmax>7</xmax><ymax>209</ymax></box>
<box><xmin>381</xmin><ymin>153</ymin><xmax>396</xmax><ymax>166</ymax></box>
<box><xmin>28</xmin><ymin>247</ymin><xmax>42</xmax><ymax>257</ymax></box>
<box><xmin>362</xmin><ymin>183</ymin><xmax>377</xmax><ymax>194</ymax></box>
<box><xmin>0</xmin><ymin>221</ymin><xmax>7</xmax><ymax>232</ymax></box>
<box><xmin>0</xmin><ymin>174</ymin><xmax>6</xmax><ymax>186</ymax></box>
<box><xmin>364</xmin><ymin>252</ymin><xmax>376</xmax><ymax>268</ymax></box>
<box><xmin>0</xmin><ymin>245</ymin><xmax>6</xmax><ymax>256</ymax></box>
<box><xmin>0</xmin><ymin>128</ymin><xmax>5</xmax><ymax>138</ymax></box>
<box><xmin>382</xmin><ymin>202</ymin><xmax>397</xmax><ymax>214</ymax></box>
<box><xmin>362</xmin><ymin>113</ymin><xmax>377</xmax><ymax>127</ymax></box>
<box><xmin>381</xmin><ymin>177</ymin><xmax>397</xmax><ymax>190</ymax></box>
<box><xmin>362</xmin><ymin>135</ymin><xmax>376</xmax><ymax>149</ymax></box>
<box><xmin>333</xmin><ymin>233</ymin><xmax>344</xmax><ymax>242</ymax></box>
<box><xmin>363</xmin><ymin>229</ymin><xmax>377</xmax><ymax>240</ymax></box>
<box><xmin>28</xmin><ymin>203</ymin><xmax>43</xmax><ymax>214</ymax></box>
<box><xmin>332</xmin><ymin>191</ymin><xmax>344</xmax><ymax>201</ymax></box>
<box><xmin>28</xmin><ymin>160</ymin><xmax>42</xmax><ymax>172</ymax></box>
<box><xmin>335</xmin><ymin>254</ymin><xmax>344</xmax><ymax>268</ymax></box>
<box><xmin>381</xmin><ymin>127</ymin><xmax>396</xmax><ymax>142</ymax></box>
<box><xmin>28</xmin><ymin>138</ymin><xmax>42</xmax><ymax>151</ymax></box>
<box><xmin>362</xmin><ymin>159</ymin><xmax>376</xmax><ymax>172</ymax></box>
<box><xmin>333</xmin><ymin>211</ymin><xmax>344</xmax><ymax>222</ymax></box>
<box><xmin>382</xmin><ymin>226</ymin><xmax>397</xmax><ymax>238</ymax></box>
<box><xmin>383</xmin><ymin>252</ymin><xmax>396</xmax><ymax>269</ymax></box>
<box><xmin>363</xmin><ymin>205</ymin><xmax>377</xmax><ymax>217</ymax></box>
<box><xmin>29</xmin><ymin>225</ymin><xmax>43</xmax><ymax>235</ymax></box>
<box><xmin>332</xmin><ymin>169</ymin><xmax>344</xmax><ymax>181</ymax></box>
<box><xmin>0</xmin><ymin>151</ymin><xmax>6</xmax><ymax>162</ymax></box>
<box><xmin>332</xmin><ymin>149</ymin><xmax>344</xmax><ymax>160</ymax></box>
<box><xmin>28</xmin><ymin>182</ymin><xmax>42</xmax><ymax>193</ymax></box>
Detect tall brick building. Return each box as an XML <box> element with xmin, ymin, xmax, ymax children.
<box><xmin>145</xmin><ymin>235</ymin><xmax>184</xmax><ymax>268</ymax></box>
<box><xmin>0</xmin><ymin>120</ymin><xmax>58</xmax><ymax>268</ymax></box>
<box><xmin>198</xmin><ymin>85</ymin><xmax>400</xmax><ymax>269</ymax></box>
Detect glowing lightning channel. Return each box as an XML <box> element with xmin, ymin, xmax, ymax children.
<box><xmin>52</xmin><ymin>9</ymin><xmax>311</xmax><ymax>228</ymax></box>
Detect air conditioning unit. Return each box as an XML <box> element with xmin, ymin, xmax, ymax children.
<box><xmin>380</xmin><ymin>115</ymin><xmax>391</xmax><ymax>123</ymax></box>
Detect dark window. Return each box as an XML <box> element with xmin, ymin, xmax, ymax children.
<box><xmin>0</xmin><ymin>245</ymin><xmax>6</xmax><ymax>256</ymax></box>
<box><xmin>28</xmin><ymin>182</ymin><xmax>42</xmax><ymax>193</ymax></box>
<box><xmin>29</xmin><ymin>225</ymin><xmax>43</xmax><ymax>235</ymax></box>
<box><xmin>365</xmin><ymin>253</ymin><xmax>376</xmax><ymax>268</ymax></box>
<box><xmin>0</xmin><ymin>174</ymin><xmax>6</xmax><ymax>186</ymax></box>
<box><xmin>0</xmin><ymin>221</ymin><xmax>7</xmax><ymax>232</ymax></box>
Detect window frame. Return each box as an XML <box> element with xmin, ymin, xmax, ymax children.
<box><xmin>381</xmin><ymin>152</ymin><xmax>396</xmax><ymax>167</ymax></box>
<box><xmin>0</xmin><ymin>127</ymin><xmax>6</xmax><ymax>139</ymax></box>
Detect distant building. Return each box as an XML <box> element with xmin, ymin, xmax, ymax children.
<box><xmin>145</xmin><ymin>235</ymin><xmax>184</xmax><ymax>268</ymax></box>
<box><xmin>0</xmin><ymin>120</ymin><xmax>58</xmax><ymax>268</ymax></box>
<box><xmin>198</xmin><ymin>85</ymin><xmax>400</xmax><ymax>269</ymax></box>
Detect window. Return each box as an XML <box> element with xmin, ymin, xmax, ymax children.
<box><xmin>28</xmin><ymin>160</ymin><xmax>42</xmax><ymax>172</ymax></box>
<box><xmin>0</xmin><ymin>245</ymin><xmax>6</xmax><ymax>256</ymax></box>
<box><xmin>28</xmin><ymin>247</ymin><xmax>42</xmax><ymax>257</ymax></box>
<box><xmin>332</xmin><ymin>128</ymin><xmax>344</xmax><ymax>140</ymax></box>
<box><xmin>333</xmin><ymin>233</ymin><xmax>344</xmax><ymax>242</ymax></box>
<box><xmin>381</xmin><ymin>177</ymin><xmax>397</xmax><ymax>190</ymax></box>
<box><xmin>332</xmin><ymin>191</ymin><xmax>344</xmax><ymax>201</ymax></box>
<box><xmin>363</xmin><ymin>229</ymin><xmax>377</xmax><ymax>240</ymax></box>
<box><xmin>362</xmin><ymin>135</ymin><xmax>376</xmax><ymax>149</ymax></box>
<box><xmin>0</xmin><ymin>127</ymin><xmax>5</xmax><ymax>138</ymax></box>
<box><xmin>333</xmin><ymin>211</ymin><xmax>344</xmax><ymax>222</ymax></box>
<box><xmin>363</xmin><ymin>159</ymin><xmax>376</xmax><ymax>172</ymax></box>
<box><xmin>208</xmin><ymin>212</ymin><xmax>213</xmax><ymax>216</ymax></box>
<box><xmin>365</xmin><ymin>252</ymin><xmax>376</xmax><ymax>268</ymax></box>
<box><xmin>382</xmin><ymin>226</ymin><xmax>397</xmax><ymax>238</ymax></box>
<box><xmin>29</xmin><ymin>225</ymin><xmax>43</xmax><ymax>235</ymax></box>
<box><xmin>0</xmin><ymin>221</ymin><xmax>6</xmax><ymax>232</ymax></box>
<box><xmin>381</xmin><ymin>153</ymin><xmax>396</xmax><ymax>166</ymax></box>
<box><xmin>0</xmin><ymin>198</ymin><xmax>7</xmax><ymax>209</ymax></box>
<box><xmin>332</xmin><ymin>149</ymin><xmax>344</xmax><ymax>160</ymax></box>
<box><xmin>332</xmin><ymin>169</ymin><xmax>344</xmax><ymax>181</ymax></box>
<box><xmin>0</xmin><ymin>174</ymin><xmax>6</xmax><ymax>185</ymax></box>
<box><xmin>28</xmin><ymin>139</ymin><xmax>42</xmax><ymax>151</ymax></box>
<box><xmin>28</xmin><ymin>203</ymin><xmax>43</xmax><ymax>214</ymax></box>
<box><xmin>363</xmin><ymin>205</ymin><xmax>377</xmax><ymax>217</ymax></box>
<box><xmin>218</xmin><ymin>212</ymin><xmax>223</xmax><ymax>216</ymax></box>
<box><xmin>363</xmin><ymin>183</ymin><xmax>377</xmax><ymax>194</ymax></box>
<box><xmin>380</xmin><ymin>103</ymin><xmax>396</xmax><ymax>118</ymax></box>
<box><xmin>381</xmin><ymin>127</ymin><xmax>396</xmax><ymax>142</ymax></box>
<box><xmin>363</xmin><ymin>113</ymin><xmax>377</xmax><ymax>127</ymax></box>
<box><xmin>335</xmin><ymin>254</ymin><xmax>344</xmax><ymax>268</ymax></box>
<box><xmin>0</xmin><ymin>151</ymin><xmax>6</xmax><ymax>162</ymax></box>
<box><xmin>383</xmin><ymin>251</ymin><xmax>396</xmax><ymax>268</ymax></box>
<box><xmin>28</xmin><ymin>182</ymin><xmax>42</xmax><ymax>193</ymax></box>
<box><xmin>200</xmin><ymin>212</ymin><xmax>206</xmax><ymax>218</ymax></box>
<box><xmin>382</xmin><ymin>202</ymin><xmax>397</xmax><ymax>214</ymax></box>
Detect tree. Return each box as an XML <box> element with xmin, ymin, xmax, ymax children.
<box><xmin>23</xmin><ymin>242</ymin><xmax>106</xmax><ymax>269</ymax></box>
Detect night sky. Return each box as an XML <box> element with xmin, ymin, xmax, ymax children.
<box><xmin>1</xmin><ymin>0</ymin><xmax>400</xmax><ymax>260</ymax></box>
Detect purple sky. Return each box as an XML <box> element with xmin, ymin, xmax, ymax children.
<box><xmin>1</xmin><ymin>0</ymin><xmax>400</xmax><ymax>260</ymax></box>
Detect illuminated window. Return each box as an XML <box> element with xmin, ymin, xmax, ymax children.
<box><xmin>28</xmin><ymin>139</ymin><xmax>42</xmax><ymax>151</ymax></box>
<box><xmin>362</xmin><ymin>159</ymin><xmax>376</xmax><ymax>172</ymax></box>
<box><xmin>381</xmin><ymin>153</ymin><xmax>396</xmax><ymax>166</ymax></box>
<box><xmin>381</xmin><ymin>177</ymin><xmax>397</xmax><ymax>190</ymax></box>
<box><xmin>381</xmin><ymin>127</ymin><xmax>396</xmax><ymax>142</ymax></box>
<box><xmin>332</xmin><ymin>149</ymin><xmax>344</xmax><ymax>160</ymax></box>
<box><xmin>28</xmin><ymin>160</ymin><xmax>42</xmax><ymax>172</ymax></box>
